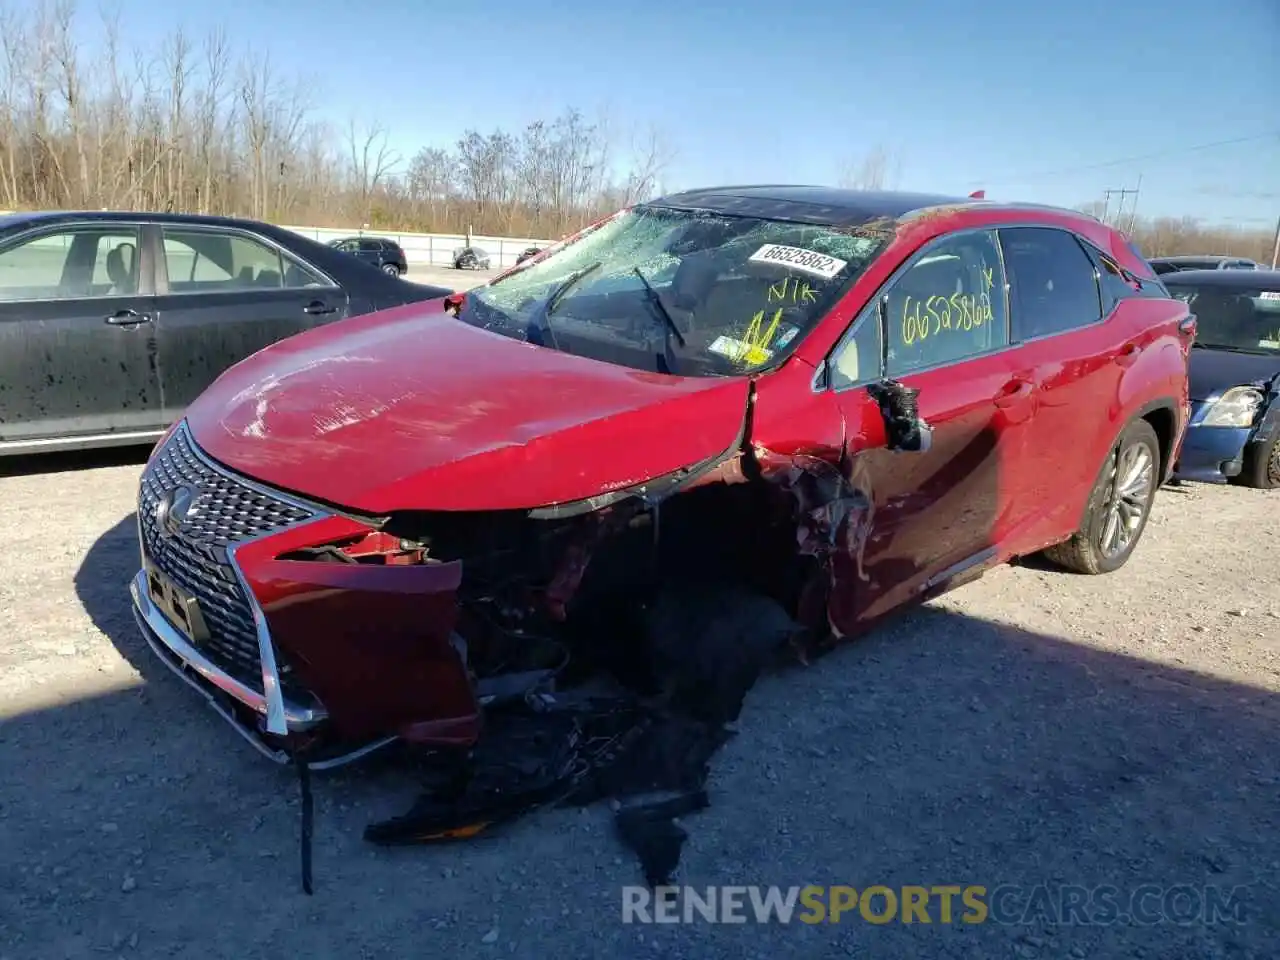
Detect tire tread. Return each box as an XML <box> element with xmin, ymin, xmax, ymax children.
<box><xmin>1042</xmin><ymin>419</ymin><xmax>1160</xmax><ymax>576</ymax></box>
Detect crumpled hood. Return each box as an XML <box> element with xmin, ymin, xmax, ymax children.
<box><xmin>185</xmin><ymin>301</ymin><xmax>750</xmax><ymax>513</ymax></box>
<box><xmin>1189</xmin><ymin>349</ymin><xmax>1280</xmax><ymax>402</ymax></box>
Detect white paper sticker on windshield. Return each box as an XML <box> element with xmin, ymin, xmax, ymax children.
<box><xmin>774</xmin><ymin>325</ymin><xmax>800</xmax><ymax>349</ymax></box>
<box><xmin>748</xmin><ymin>244</ymin><xmax>847</xmax><ymax>279</ymax></box>
<box><xmin>1259</xmin><ymin>291</ymin><xmax>1280</xmax><ymax>301</ymax></box>
<box><xmin>709</xmin><ymin>335</ymin><xmax>772</xmax><ymax>365</ymax></box>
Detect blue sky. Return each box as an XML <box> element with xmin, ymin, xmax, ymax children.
<box><xmin>83</xmin><ymin>0</ymin><xmax>1278</xmax><ymax>226</ymax></box>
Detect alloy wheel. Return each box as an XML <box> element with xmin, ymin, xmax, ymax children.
<box><xmin>1097</xmin><ymin>442</ymin><xmax>1155</xmax><ymax>559</ymax></box>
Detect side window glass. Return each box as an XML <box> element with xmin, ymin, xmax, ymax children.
<box><xmin>1001</xmin><ymin>227</ymin><xmax>1103</xmax><ymax>341</ymax></box>
<box><xmin>829</xmin><ymin>305</ymin><xmax>883</xmax><ymax>389</ymax></box>
<box><xmin>1085</xmin><ymin>246</ymin><xmax>1135</xmax><ymax>313</ymax></box>
<box><xmin>882</xmin><ymin>230</ymin><xmax>1008</xmax><ymax>377</ymax></box>
<box><xmin>162</xmin><ymin>229</ymin><xmax>326</xmax><ymax>292</ymax></box>
<box><xmin>0</xmin><ymin>226</ymin><xmax>141</xmax><ymax>302</ymax></box>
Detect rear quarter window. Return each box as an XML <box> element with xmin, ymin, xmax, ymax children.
<box><xmin>1000</xmin><ymin>227</ymin><xmax>1103</xmax><ymax>340</ymax></box>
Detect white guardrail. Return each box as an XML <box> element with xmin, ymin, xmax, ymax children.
<box><xmin>282</xmin><ymin>225</ymin><xmax>555</xmax><ymax>271</ymax></box>
<box><xmin>0</xmin><ymin>212</ymin><xmax>554</xmax><ymax>271</ymax></box>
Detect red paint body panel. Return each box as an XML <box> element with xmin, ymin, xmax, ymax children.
<box><xmin>185</xmin><ymin>299</ymin><xmax>750</xmax><ymax>512</ymax></box>
<box><xmin>152</xmin><ymin>197</ymin><xmax>1192</xmax><ymax>751</ymax></box>
<box><xmin>235</xmin><ymin>518</ymin><xmax>480</xmax><ymax>744</ymax></box>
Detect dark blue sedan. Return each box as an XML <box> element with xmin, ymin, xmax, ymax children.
<box><xmin>1164</xmin><ymin>268</ymin><xmax>1280</xmax><ymax>489</ymax></box>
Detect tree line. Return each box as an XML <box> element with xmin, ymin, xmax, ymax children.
<box><xmin>844</xmin><ymin>152</ymin><xmax>1276</xmax><ymax>266</ymax></box>
<box><xmin>1083</xmin><ymin>204</ymin><xmax>1276</xmax><ymax>265</ymax></box>
<box><xmin>0</xmin><ymin>1</ymin><xmax>674</xmax><ymax>239</ymax></box>
<box><xmin>0</xmin><ymin>1</ymin><xmax>1272</xmax><ymax>257</ymax></box>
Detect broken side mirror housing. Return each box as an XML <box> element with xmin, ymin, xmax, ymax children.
<box><xmin>866</xmin><ymin>379</ymin><xmax>932</xmax><ymax>453</ymax></box>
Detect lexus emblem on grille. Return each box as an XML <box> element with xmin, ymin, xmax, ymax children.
<box><xmin>155</xmin><ymin>485</ymin><xmax>199</xmax><ymax>538</ymax></box>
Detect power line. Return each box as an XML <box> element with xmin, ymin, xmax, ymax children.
<box><xmin>971</xmin><ymin>132</ymin><xmax>1280</xmax><ymax>187</ymax></box>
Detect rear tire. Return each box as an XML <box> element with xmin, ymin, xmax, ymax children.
<box><xmin>382</xmin><ymin>263</ymin><xmax>401</xmax><ymax>277</ymax></box>
<box><xmin>1232</xmin><ymin>435</ymin><xmax>1280</xmax><ymax>489</ymax></box>
<box><xmin>1042</xmin><ymin>419</ymin><xmax>1160</xmax><ymax>575</ymax></box>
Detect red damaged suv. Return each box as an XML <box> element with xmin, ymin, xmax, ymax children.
<box><xmin>130</xmin><ymin>187</ymin><xmax>1193</xmax><ymax>767</ymax></box>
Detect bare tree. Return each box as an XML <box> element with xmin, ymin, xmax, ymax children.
<box><xmin>620</xmin><ymin>123</ymin><xmax>675</xmax><ymax>205</ymax></box>
<box><xmin>346</xmin><ymin>118</ymin><xmax>399</xmax><ymax>219</ymax></box>
<box><xmin>838</xmin><ymin>145</ymin><xmax>902</xmax><ymax>191</ymax></box>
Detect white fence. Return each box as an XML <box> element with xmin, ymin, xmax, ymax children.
<box><xmin>282</xmin><ymin>225</ymin><xmax>552</xmax><ymax>270</ymax></box>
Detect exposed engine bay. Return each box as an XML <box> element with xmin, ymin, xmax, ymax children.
<box><xmin>279</xmin><ymin>380</ymin><xmax>930</xmax><ymax>893</ymax></box>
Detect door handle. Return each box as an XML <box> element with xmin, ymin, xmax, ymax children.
<box><xmin>103</xmin><ymin>309</ymin><xmax>151</xmax><ymax>326</ymax></box>
<box><xmin>993</xmin><ymin>378</ymin><xmax>1033</xmax><ymax>408</ymax></box>
<box><xmin>303</xmin><ymin>300</ymin><xmax>337</xmax><ymax>316</ymax></box>
<box><xmin>1114</xmin><ymin>342</ymin><xmax>1142</xmax><ymax>367</ymax></box>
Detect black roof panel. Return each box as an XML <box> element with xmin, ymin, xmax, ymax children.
<box><xmin>1149</xmin><ymin>255</ymin><xmax>1256</xmax><ymax>265</ymax></box>
<box><xmin>646</xmin><ymin>185</ymin><xmax>975</xmax><ymax>227</ymax></box>
<box><xmin>0</xmin><ymin>209</ymin><xmax>296</xmax><ymax>232</ymax></box>
<box><xmin>1160</xmin><ymin>268</ymin><xmax>1280</xmax><ymax>289</ymax></box>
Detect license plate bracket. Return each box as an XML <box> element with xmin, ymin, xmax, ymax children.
<box><xmin>144</xmin><ymin>559</ymin><xmax>210</xmax><ymax>645</ymax></box>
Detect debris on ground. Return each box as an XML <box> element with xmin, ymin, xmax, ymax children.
<box><xmin>357</xmin><ymin>585</ymin><xmax>807</xmax><ymax>890</ymax></box>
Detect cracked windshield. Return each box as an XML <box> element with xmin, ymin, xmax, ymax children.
<box><xmin>459</xmin><ymin>208</ymin><xmax>884</xmax><ymax>375</ymax></box>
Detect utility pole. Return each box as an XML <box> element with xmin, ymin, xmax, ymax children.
<box><xmin>1102</xmin><ymin>185</ymin><xmax>1139</xmax><ymax>227</ymax></box>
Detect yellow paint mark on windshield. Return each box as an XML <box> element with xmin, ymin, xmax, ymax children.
<box><xmin>767</xmin><ymin>277</ymin><xmax>818</xmax><ymax>305</ymax></box>
<box><xmin>729</xmin><ymin>307</ymin><xmax>784</xmax><ymax>365</ymax></box>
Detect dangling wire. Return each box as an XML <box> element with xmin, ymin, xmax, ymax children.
<box><xmin>294</xmin><ymin>751</ymin><xmax>314</xmax><ymax>895</ymax></box>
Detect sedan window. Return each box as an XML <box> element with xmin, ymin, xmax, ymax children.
<box><xmin>0</xmin><ymin>226</ymin><xmax>142</xmax><ymax>302</ymax></box>
<box><xmin>161</xmin><ymin>228</ymin><xmax>328</xmax><ymax>293</ymax></box>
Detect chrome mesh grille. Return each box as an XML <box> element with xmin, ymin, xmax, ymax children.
<box><xmin>138</xmin><ymin>424</ymin><xmax>316</xmax><ymax>695</ymax></box>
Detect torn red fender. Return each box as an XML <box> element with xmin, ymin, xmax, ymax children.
<box><xmin>750</xmin><ymin>444</ymin><xmax>877</xmax><ymax>648</ymax></box>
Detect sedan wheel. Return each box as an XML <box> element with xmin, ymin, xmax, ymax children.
<box><xmin>382</xmin><ymin>263</ymin><xmax>400</xmax><ymax>276</ymax></box>
<box><xmin>1235</xmin><ymin>435</ymin><xmax>1280</xmax><ymax>490</ymax></box>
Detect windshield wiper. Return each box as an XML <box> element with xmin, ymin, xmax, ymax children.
<box><xmin>527</xmin><ymin>261</ymin><xmax>602</xmax><ymax>349</ymax></box>
<box><xmin>546</xmin><ymin>261</ymin><xmax>602</xmax><ymax>317</ymax></box>
<box><xmin>632</xmin><ymin>267</ymin><xmax>686</xmax><ymax>347</ymax></box>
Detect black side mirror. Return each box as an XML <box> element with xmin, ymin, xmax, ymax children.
<box><xmin>867</xmin><ymin>379</ymin><xmax>933</xmax><ymax>453</ymax></box>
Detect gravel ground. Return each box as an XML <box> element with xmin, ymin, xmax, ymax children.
<box><xmin>0</xmin><ymin>453</ymin><xmax>1277</xmax><ymax>960</ymax></box>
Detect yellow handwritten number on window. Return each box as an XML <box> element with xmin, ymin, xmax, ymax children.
<box><xmin>900</xmin><ymin>293</ymin><xmax>992</xmax><ymax>346</ymax></box>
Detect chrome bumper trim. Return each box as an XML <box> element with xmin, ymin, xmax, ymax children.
<box><xmin>227</xmin><ymin>539</ymin><xmax>290</xmax><ymax>736</ymax></box>
<box><xmin>133</xmin><ymin>593</ymin><xmax>396</xmax><ymax>769</ymax></box>
<box><xmin>130</xmin><ymin>569</ymin><xmax>327</xmax><ymax>731</ymax></box>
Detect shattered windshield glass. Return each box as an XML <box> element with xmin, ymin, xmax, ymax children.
<box><xmin>457</xmin><ymin>206</ymin><xmax>887</xmax><ymax>377</ymax></box>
